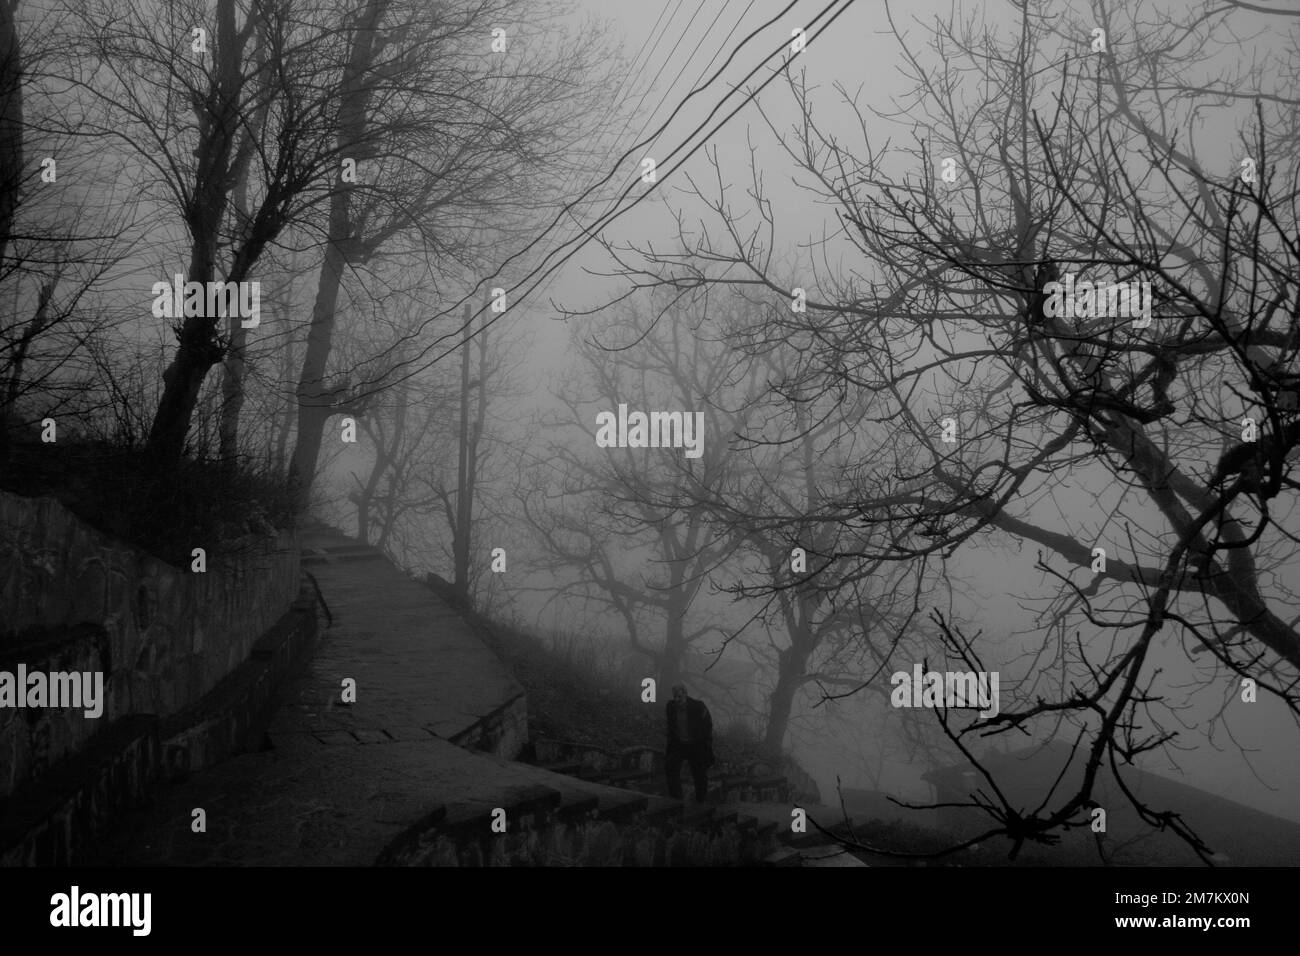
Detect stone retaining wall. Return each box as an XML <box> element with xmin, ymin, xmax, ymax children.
<box><xmin>448</xmin><ymin>692</ymin><xmax>528</xmax><ymax>759</ymax></box>
<box><xmin>0</xmin><ymin>490</ymin><xmax>300</xmax><ymax>802</ymax></box>
<box><xmin>0</xmin><ymin>599</ymin><xmax>318</xmax><ymax>866</ymax></box>
<box><xmin>389</xmin><ymin>810</ymin><xmax>776</xmax><ymax>867</ymax></box>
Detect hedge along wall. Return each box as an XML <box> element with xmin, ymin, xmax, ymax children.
<box><xmin>0</xmin><ymin>490</ymin><xmax>300</xmax><ymax>801</ymax></box>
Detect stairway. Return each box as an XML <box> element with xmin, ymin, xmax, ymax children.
<box><xmin>525</xmin><ymin>736</ymin><xmax>796</xmax><ymax>804</ymax></box>
<box><xmin>449</xmin><ymin>734</ymin><xmax>865</xmax><ymax>867</ymax></box>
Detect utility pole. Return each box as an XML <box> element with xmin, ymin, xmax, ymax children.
<box><xmin>454</xmin><ymin>301</ymin><xmax>473</xmax><ymax>603</ymax></box>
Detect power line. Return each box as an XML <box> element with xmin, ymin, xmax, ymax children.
<box><xmin>454</xmin><ymin>0</ymin><xmax>846</xmax><ymax>332</ymax></box>
<box><xmin>615</xmin><ymin>0</ymin><xmax>697</xmax><ymax>145</ymax></box>
<box><xmin>526</xmin><ymin>0</ymin><xmax>749</xmax><ymax>322</ymax></box>
<box><xmin>357</xmin><ymin>0</ymin><xmax>852</xmax><ymax>402</ymax></box>
<box><xmin>628</xmin><ymin>0</ymin><xmax>745</xmax><ymax>183</ymax></box>
<box><xmin>531</xmin><ymin>0</ymin><xmax>748</xmax><ymax>313</ymax></box>
<box><xmin>418</xmin><ymin>0</ymin><xmax>809</xmax><ymax>327</ymax></box>
<box><xmin>560</xmin><ymin>0</ymin><xmax>753</xmax><ymax>310</ymax></box>
<box><xmin>526</xmin><ymin>0</ymin><xmax>702</xmax><ymax>312</ymax></box>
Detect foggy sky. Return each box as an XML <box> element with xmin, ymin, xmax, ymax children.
<box><xmin>315</xmin><ymin>0</ymin><xmax>1300</xmax><ymax>824</ymax></box>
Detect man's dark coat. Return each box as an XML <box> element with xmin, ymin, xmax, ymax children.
<box><xmin>666</xmin><ymin>696</ymin><xmax>714</xmax><ymax>766</ymax></box>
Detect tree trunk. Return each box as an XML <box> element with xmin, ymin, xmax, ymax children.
<box><xmin>764</xmin><ymin>416</ymin><xmax>822</xmax><ymax>753</ymax></box>
<box><xmin>289</xmin><ymin>234</ymin><xmax>347</xmax><ymax>504</ymax></box>
<box><xmin>146</xmin><ymin>0</ymin><xmax>248</xmax><ymax>464</ymax></box>
<box><xmin>272</xmin><ymin>296</ymin><xmax>296</xmax><ymax>474</ymax></box>
<box><xmin>764</xmin><ymin>642</ymin><xmax>810</xmax><ymax>753</ymax></box>
<box><xmin>375</xmin><ymin>376</ymin><xmax>407</xmax><ymax>551</ymax></box>
<box><xmin>660</xmin><ymin>653</ymin><xmax>681</xmax><ymax>698</ymax></box>
<box><xmin>287</xmin><ymin>0</ymin><xmax>386</xmax><ymax>506</ymax></box>
<box><xmin>354</xmin><ymin>426</ymin><xmax>391</xmax><ymax>543</ymax></box>
<box><xmin>355</xmin><ymin>492</ymin><xmax>370</xmax><ymax>542</ymax></box>
<box><xmin>217</xmin><ymin>28</ymin><xmax>269</xmax><ymax>463</ymax></box>
<box><xmin>660</xmin><ymin>587</ymin><xmax>687</xmax><ymax>692</ymax></box>
<box><xmin>353</xmin><ymin>469</ymin><xmax>375</xmax><ymax>543</ymax></box>
<box><xmin>147</xmin><ymin>251</ymin><xmax>224</xmax><ymax>462</ymax></box>
<box><xmin>219</xmin><ymin>323</ymin><xmax>248</xmax><ymax>461</ymax></box>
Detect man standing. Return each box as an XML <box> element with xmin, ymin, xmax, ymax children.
<box><xmin>665</xmin><ymin>683</ymin><xmax>713</xmax><ymax>803</ymax></box>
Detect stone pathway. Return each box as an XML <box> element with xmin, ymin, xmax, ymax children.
<box><xmin>89</xmin><ymin>734</ymin><xmax>672</xmax><ymax>865</ymax></box>
<box><xmin>87</xmin><ymin>525</ymin><xmax>869</xmax><ymax>866</ymax></box>
<box><xmin>88</xmin><ymin>526</ymin><xmax>555</xmax><ymax>865</ymax></box>
<box><xmin>276</xmin><ymin>526</ymin><xmax>524</xmax><ymax>751</ymax></box>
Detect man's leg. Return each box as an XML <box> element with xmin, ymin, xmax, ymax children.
<box><xmin>689</xmin><ymin>746</ymin><xmax>709</xmax><ymax>803</ymax></box>
<box><xmin>665</xmin><ymin>747</ymin><xmax>684</xmax><ymax>799</ymax></box>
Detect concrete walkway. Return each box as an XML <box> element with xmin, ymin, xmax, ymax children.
<box><xmin>89</xmin><ymin>734</ymin><xmax>661</xmax><ymax>866</ymax></box>
<box><xmin>272</xmin><ymin>526</ymin><xmax>524</xmax><ymax>752</ymax></box>
<box><xmin>88</xmin><ymin>526</ymin><xmax>629</xmax><ymax>865</ymax></box>
<box><xmin>86</xmin><ymin>525</ymin><xmax>855</xmax><ymax>866</ymax></box>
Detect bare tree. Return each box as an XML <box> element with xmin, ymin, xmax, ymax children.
<box><xmin>589</xmin><ymin>0</ymin><xmax>1300</xmax><ymax>860</ymax></box>
<box><xmin>66</xmin><ymin>0</ymin><xmax>342</xmax><ymax>463</ymax></box>
<box><xmin>286</xmin><ymin>0</ymin><xmax>619</xmax><ymax>506</ymax></box>
<box><xmin>684</xmin><ymin>309</ymin><xmax>927</xmax><ymax>753</ymax></box>
<box><xmin>0</xmin><ymin>1</ymin><xmax>141</xmax><ymax>461</ymax></box>
<box><xmin>521</xmin><ymin>290</ymin><xmax>759</xmax><ymax>691</ymax></box>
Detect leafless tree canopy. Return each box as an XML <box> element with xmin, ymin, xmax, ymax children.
<box><xmin>5</xmin><ymin>0</ymin><xmax>1299</xmax><ymax>866</ymax></box>
<box><xmin>577</xmin><ymin>0</ymin><xmax>1300</xmax><ymax>860</ymax></box>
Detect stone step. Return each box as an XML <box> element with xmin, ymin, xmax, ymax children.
<box><xmin>330</xmin><ymin>551</ymin><xmax>385</xmax><ymax>563</ymax></box>
<box><xmin>439</xmin><ymin>784</ymin><xmax>560</xmax><ymax>837</ymax></box>
<box><xmin>515</xmin><ymin>769</ymin><xmax>652</xmax><ymax>825</ymax></box>
<box><xmin>301</xmin><ymin>544</ymin><xmax>384</xmax><ymax>565</ymax></box>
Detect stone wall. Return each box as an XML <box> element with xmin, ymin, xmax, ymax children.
<box><xmin>387</xmin><ymin>810</ymin><xmax>777</xmax><ymax>867</ymax></box>
<box><xmin>448</xmin><ymin>692</ymin><xmax>528</xmax><ymax>760</ymax></box>
<box><xmin>0</xmin><ymin>490</ymin><xmax>300</xmax><ymax>802</ymax></box>
<box><xmin>0</xmin><ymin>602</ymin><xmax>318</xmax><ymax>866</ymax></box>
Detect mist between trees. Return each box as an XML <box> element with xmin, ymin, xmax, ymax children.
<box><xmin>3</xmin><ymin>0</ymin><xmax>1299</xmax><ymax>863</ymax></box>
